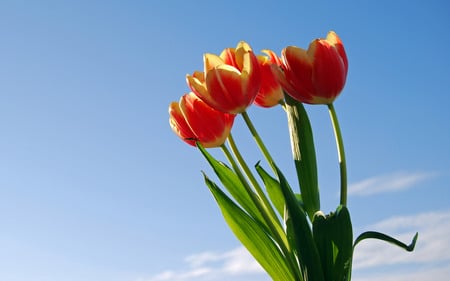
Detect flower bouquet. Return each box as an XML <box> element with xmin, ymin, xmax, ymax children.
<box><xmin>168</xmin><ymin>31</ymin><xmax>418</xmax><ymax>281</ymax></box>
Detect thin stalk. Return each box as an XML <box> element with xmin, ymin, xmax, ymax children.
<box><xmin>220</xmin><ymin>141</ymin><xmax>253</xmax><ymax>198</ymax></box>
<box><xmin>227</xmin><ymin>133</ymin><xmax>281</xmax><ymax>229</ymax></box>
<box><xmin>328</xmin><ymin>103</ymin><xmax>347</xmax><ymax>206</ymax></box>
<box><xmin>221</xmin><ymin>139</ymin><xmax>301</xmax><ymax>280</ymax></box>
<box><xmin>241</xmin><ymin>111</ymin><xmax>277</xmax><ymax>174</ymax></box>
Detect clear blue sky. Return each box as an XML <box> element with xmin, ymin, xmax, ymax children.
<box><xmin>0</xmin><ymin>1</ymin><xmax>449</xmax><ymax>281</ymax></box>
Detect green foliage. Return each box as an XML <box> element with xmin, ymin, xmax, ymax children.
<box><xmin>284</xmin><ymin>94</ymin><xmax>320</xmax><ymax>221</ymax></box>
<box><xmin>197</xmin><ymin>144</ymin><xmax>266</xmax><ymax>226</ymax></box>
<box><xmin>354</xmin><ymin>231</ymin><xmax>418</xmax><ymax>252</ymax></box>
<box><xmin>255</xmin><ymin>162</ymin><xmax>285</xmax><ymax>218</ymax></box>
<box><xmin>313</xmin><ymin>206</ymin><xmax>353</xmax><ymax>281</ymax></box>
<box><xmin>203</xmin><ymin>174</ymin><xmax>295</xmax><ymax>281</ymax></box>
<box><xmin>193</xmin><ymin>101</ymin><xmax>418</xmax><ymax>281</ymax></box>
<box><xmin>276</xmin><ymin>165</ymin><xmax>325</xmax><ymax>281</ymax></box>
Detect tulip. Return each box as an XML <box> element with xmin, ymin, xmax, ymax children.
<box><xmin>275</xmin><ymin>31</ymin><xmax>348</xmax><ymax>104</ymax></box>
<box><xmin>169</xmin><ymin>93</ymin><xmax>235</xmax><ymax>148</ymax></box>
<box><xmin>254</xmin><ymin>50</ymin><xmax>284</xmax><ymax>108</ymax></box>
<box><xmin>186</xmin><ymin>41</ymin><xmax>261</xmax><ymax>114</ymax></box>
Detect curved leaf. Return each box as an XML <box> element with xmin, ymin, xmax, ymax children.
<box><xmin>275</xmin><ymin>165</ymin><xmax>324</xmax><ymax>281</ymax></box>
<box><xmin>197</xmin><ymin>144</ymin><xmax>264</xmax><ymax>224</ymax></box>
<box><xmin>255</xmin><ymin>162</ymin><xmax>285</xmax><ymax>217</ymax></box>
<box><xmin>204</xmin><ymin>174</ymin><xmax>295</xmax><ymax>281</ymax></box>
<box><xmin>354</xmin><ymin>231</ymin><xmax>418</xmax><ymax>252</ymax></box>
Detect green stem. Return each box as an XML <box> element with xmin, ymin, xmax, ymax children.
<box><xmin>220</xmin><ymin>143</ymin><xmax>251</xmax><ymax>195</ymax></box>
<box><xmin>241</xmin><ymin>111</ymin><xmax>277</xmax><ymax>174</ymax></box>
<box><xmin>328</xmin><ymin>103</ymin><xmax>347</xmax><ymax>206</ymax></box>
<box><xmin>222</xmin><ymin>137</ymin><xmax>301</xmax><ymax>279</ymax></box>
<box><xmin>227</xmin><ymin>133</ymin><xmax>281</xmax><ymax>227</ymax></box>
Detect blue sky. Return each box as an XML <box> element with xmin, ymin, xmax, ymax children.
<box><xmin>0</xmin><ymin>1</ymin><xmax>449</xmax><ymax>281</ymax></box>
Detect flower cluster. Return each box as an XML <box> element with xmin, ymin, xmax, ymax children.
<box><xmin>167</xmin><ymin>31</ymin><xmax>417</xmax><ymax>281</ymax></box>
<box><xmin>170</xmin><ymin>31</ymin><xmax>348</xmax><ymax>148</ymax></box>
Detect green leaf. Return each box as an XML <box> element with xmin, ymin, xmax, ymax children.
<box><xmin>255</xmin><ymin>162</ymin><xmax>285</xmax><ymax>217</ymax></box>
<box><xmin>313</xmin><ymin>205</ymin><xmax>353</xmax><ymax>281</ymax></box>
<box><xmin>295</xmin><ymin>193</ymin><xmax>304</xmax><ymax>209</ymax></box>
<box><xmin>197</xmin><ymin>144</ymin><xmax>264</xmax><ymax>224</ymax></box>
<box><xmin>284</xmin><ymin>94</ymin><xmax>320</xmax><ymax>221</ymax></box>
<box><xmin>354</xmin><ymin>231</ymin><xmax>418</xmax><ymax>252</ymax></box>
<box><xmin>275</xmin><ymin>165</ymin><xmax>324</xmax><ymax>281</ymax></box>
<box><xmin>204</xmin><ymin>174</ymin><xmax>295</xmax><ymax>281</ymax></box>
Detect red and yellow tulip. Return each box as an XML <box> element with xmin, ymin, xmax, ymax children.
<box><xmin>169</xmin><ymin>93</ymin><xmax>235</xmax><ymax>148</ymax></box>
<box><xmin>275</xmin><ymin>31</ymin><xmax>348</xmax><ymax>104</ymax></box>
<box><xmin>254</xmin><ymin>50</ymin><xmax>284</xmax><ymax>108</ymax></box>
<box><xmin>186</xmin><ymin>41</ymin><xmax>261</xmax><ymax>114</ymax></box>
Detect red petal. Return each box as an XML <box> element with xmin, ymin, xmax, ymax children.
<box><xmin>181</xmin><ymin>93</ymin><xmax>235</xmax><ymax>147</ymax></box>
<box><xmin>205</xmin><ymin>66</ymin><xmax>248</xmax><ymax>114</ymax></box>
<box><xmin>281</xmin><ymin>46</ymin><xmax>315</xmax><ymax>103</ymax></box>
<box><xmin>254</xmin><ymin>54</ymin><xmax>283</xmax><ymax>107</ymax></box>
<box><xmin>311</xmin><ymin>40</ymin><xmax>347</xmax><ymax>101</ymax></box>
<box><xmin>168</xmin><ymin>101</ymin><xmax>197</xmax><ymax>146</ymax></box>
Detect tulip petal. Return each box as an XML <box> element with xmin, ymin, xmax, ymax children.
<box><xmin>234</xmin><ymin>41</ymin><xmax>253</xmax><ymax>71</ymax></box>
<box><xmin>271</xmin><ymin>63</ymin><xmax>297</xmax><ymax>96</ymax></box>
<box><xmin>220</xmin><ymin>47</ymin><xmax>238</xmax><ymax>68</ymax></box>
<box><xmin>282</xmin><ymin>46</ymin><xmax>315</xmax><ymax>103</ymax></box>
<box><xmin>205</xmin><ymin>65</ymin><xmax>248</xmax><ymax>114</ymax></box>
<box><xmin>186</xmin><ymin>71</ymin><xmax>209</xmax><ymax>98</ymax></box>
<box><xmin>240</xmin><ymin>51</ymin><xmax>261</xmax><ymax>107</ymax></box>
<box><xmin>311</xmin><ymin>39</ymin><xmax>347</xmax><ymax>102</ymax></box>
<box><xmin>180</xmin><ymin>93</ymin><xmax>235</xmax><ymax>148</ymax></box>
<box><xmin>326</xmin><ymin>31</ymin><xmax>348</xmax><ymax>72</ymax></box>
<box><xmin>168</xmin><ymin>101</ymin><xmax>197</xmax><ymax>146</ymax></box>
<box><xmin>204</xmin><ymin>53</ymin><xmax>225</xmax><ymax>72</ymax></box>
<box><xmin>262</xmin><ymin>49</ymin><xmax>283</xmax><ymax>66</ymax></box>
<box><xmin>254</xmin><ymin>51</ymin><xmax>284</xmax><ymax>107</ymax></box>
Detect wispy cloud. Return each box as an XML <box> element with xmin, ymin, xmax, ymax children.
<box><xmin>353</xmin><ymin>209</ymin><xmax>450</xmax><ymax>268</ymax></box>
<box><xmin>143</xmin><ymin>209</ymin><xmax>450</xmax><ymax>281</ymax></box>
<box><xmin>352</xmin><ymin>264</ymin><xmax>450</xmax><ymax>281</ymax></box>
<box><xmin>352</xmin><ymin>209</ymin><xmax>450</xmax><ymax>281</ymax></box>
<box><xmin>348</xmin><ymin>171</ymin><xmax>437</xmax><ymax>196</ymax></box>
<box><xmin>139</xmin><ymin>247</ymin><xmax>267</xmax><ymax>281</ymax></box>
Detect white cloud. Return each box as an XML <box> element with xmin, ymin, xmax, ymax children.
<box><xmin>220</xmin><ymin>247</ymin><xmax>265</xmax><ymax>275</ymax></box>
<box><xmin>139</xmin><ymin>247</ymin><xmax>267</xmax><ymax>281</ymax></box>
<box><xmin>352</xmin><ymin>264</ymin><xmax>450</xmax><ymax>281</ymax></box>
<box><xmin>348</xmin><ymin>171</ymin><xmax>437</xmax><ymax>196</ymax></box>
<box><xmin>145</xmin><ymin>268</ymin><xmax>213</xmax><ymax>281</ymax></box>
<box><xmin>142</xmin><ymin>208</ymin><xmax>450</xmax><ymax>281</ymax></box>
<box><xmin>352</xmin><ymin>209</ymin><xmax>450</xmax><ymax>281</ymax></box>
<box><xmin>353</xmin><ymin>209</ymin><xmax>450</xmax><ymax>268</ymax></box>
<box><xmin>142</xmin><ymin>177</ymin><xmax>450</xmax><ymax>281</ymax></box>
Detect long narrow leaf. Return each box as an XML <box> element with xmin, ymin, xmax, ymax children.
<box><xmin>354</xmin><ymin>231</ymin><xmax>418</xmax><ymax>252</ymax></box>
<box><xmin>275</xmin><ymin>165</ymin><xmax>324</xmax><ymax>281</ymax></box>
<box><xmin>255</xmin><ymin>162</ymin><xmax>285</xmax><ymax>217</ymax></box>
<box><xmin>197</xmin><ymin>144</ymin><xmax>265</xmax><ymax>224</ymax></box>
<box><xmin>285</xmin><ymin>94</ymin><xmax>320</xmax><ymax>220</ymax></box>
<box><xmin>204</xmin><ymin>174</ymin><xmax>295</xmax><ymax>281</ymax></box>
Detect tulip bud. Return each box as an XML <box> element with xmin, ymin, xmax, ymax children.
<box><xmin>169</xmin><ymin>93</ymin><xmax>235</xmax><ymax>148</ymax></box>
<box><xmin>254</xmin><ymin>50</ymin><xmax>284</xmax><ymax>108</ymax></box>
<box><xmin>275</xmin><ymin>31</ymin><xmax>348</xmax><ymax>104</ymax></box>
<box><xmin>186</xmin><ymin>41</ymin><xmax>261</xmax><ymax>114</ymax></box>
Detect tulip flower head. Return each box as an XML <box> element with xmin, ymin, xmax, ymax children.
<box><xmin>186</xmin><ymin>41</ymin><xmax>261</xmax><ymax>114</ymax></box>
<box><xmin>254</xmin><ymin>49</ymin><xmax>285</xmax><ymax>108</ymax></box>
<box><xmin>275</xmin><ymin>31</ymin><xmax>348</xmax><ymax>104</ymax></box>
<box><xmin>169</xmin><ymin>93</ymin><xmax>235</xmax><ymax>148</ymax></box>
